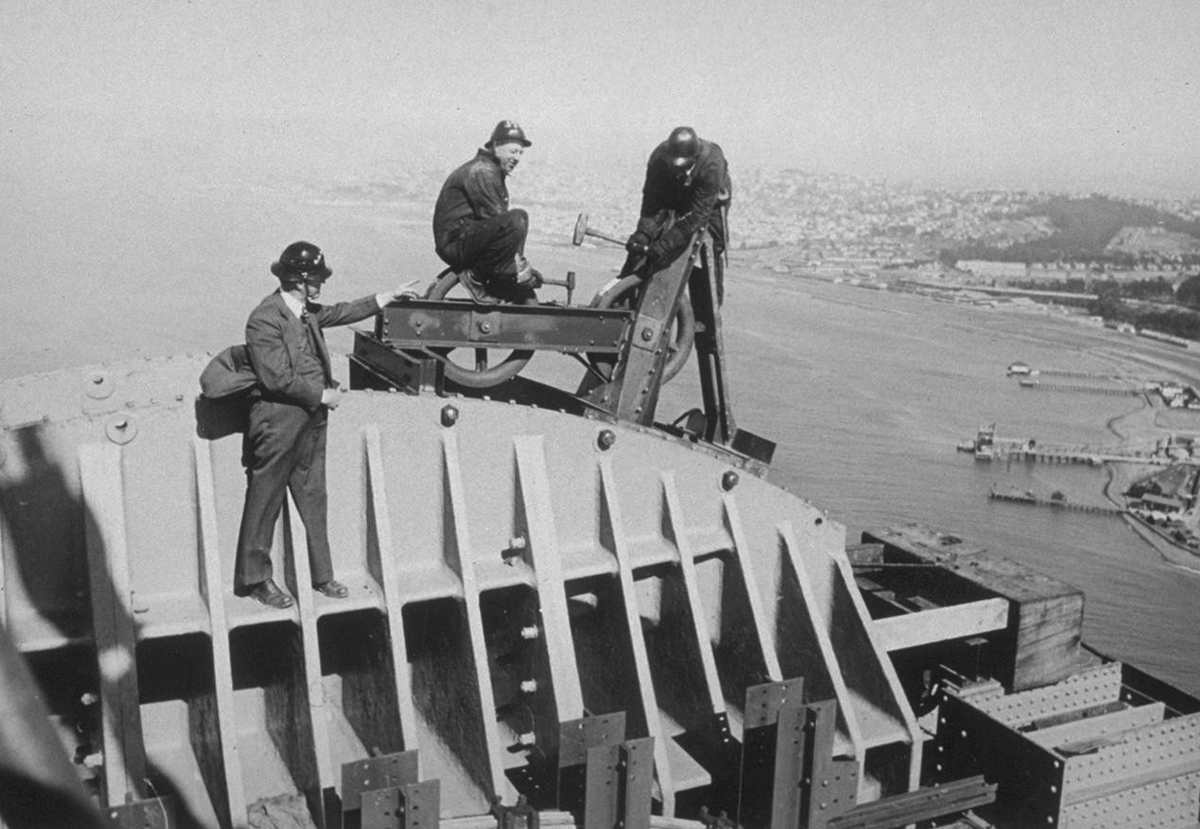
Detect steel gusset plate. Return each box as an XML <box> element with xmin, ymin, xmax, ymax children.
<box><xmin>380</xmin><ymin>300</ymin><xmax>632</xmax><ymax>353</ymax></box>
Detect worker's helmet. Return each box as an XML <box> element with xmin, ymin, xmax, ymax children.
<box><xmin>665</xmin><ymin>126</ymin><xmax>700</xmax><ymax>171</ymax></box>
<box><xmin>488</xmin><ymin>120</ymin><xmax>532</xmax><ymax>148</ymax></box>
<box><xmin>271</xmin><ymin>241</ymin><xmax>332</xmax><ymax>283</ymax></box>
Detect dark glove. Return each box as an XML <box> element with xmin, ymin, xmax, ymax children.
<box><xmin>626</xmin><ymin>230</ymin><xmax>651</xmax><ymax>255</ymax></box>
<box><xmin>647</xmin><ymin>238</ymin><xmax>673</xmax><ymax>263</ymax></box>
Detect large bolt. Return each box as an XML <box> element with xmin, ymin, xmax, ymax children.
<box><xmin>597</xmin><ymin>429</ymin><xmax>616</xmax><ymax>450</ymax></box>
<box><xmin>721</xmin><ymin>471</ymin><xmax>739</xmax><ymax>491</ymax></box>
<box><xmin>441</xmin><ymin>404</ymin><xmax>459</xmax><ymax>427</ymax></box>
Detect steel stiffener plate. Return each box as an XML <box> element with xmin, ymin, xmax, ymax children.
<box><xmin>380</xmin><ymin>300</ymin><xmax>631</xmax><ymax>353</ymax></box>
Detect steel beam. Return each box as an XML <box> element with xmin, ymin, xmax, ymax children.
<box><xmin>379</xmin><ymin>301</ymin><xmax>631</xmax><ymax>353</ymax></box>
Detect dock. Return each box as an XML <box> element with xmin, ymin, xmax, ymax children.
<box><xmin>1017</xmin><ymin>379</ymin><xmax>1145</xmax><ymax>397</ymax></box>
<box><xmin>988</xmin><ymin>487</ymin><xmax>1126</xmax><ymax>515</ymax></box>
<box><xmin>974</xmin><ymin>440</ymin><xmax>1171</xmax><ymax>467</ymax></box>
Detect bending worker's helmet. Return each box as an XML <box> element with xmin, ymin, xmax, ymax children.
<box><xmin>665</xmin><ymin>126</ymin><xmax>700</xmax><ymax>171</ymax></box>
<box><xmin>271</xmin><ymin>241</ymin><xmax>332</xmax><ymax>283</ymax></box>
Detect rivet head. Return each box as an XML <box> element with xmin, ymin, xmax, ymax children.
<box><xmin>104</xmin><ymin>413</ymin><xmax>137</xmax><ymax>444</ymax></box>
<box><xmin>479</xmin><ymin>321</ymin><xmax>492</xmax><ymax>334</ymax></box>
<box><xmin>597</xmin><ymin>429</ymin><xmax>616</xmax><ymax>450</ymax></box>
<box><xmin>721</xmin><ymin>470</ymin><xmax>739</xmax><ymax>490</ymax></box>
<box><xmin>86</xmin><ymin>371</ymin><xmax>113</xmax><ymax>400</ymax></box>
<box><xmin>640</xmin><ymin>327</ymin><xmax>654</xmax><ymax>342</ymax></box>
<box><xmin>440</xmin><ymin>404</ymin><xmax>459</xmax><ymax>427</ymax></box>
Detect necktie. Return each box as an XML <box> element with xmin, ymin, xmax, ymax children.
<box><xmin>302</xmin><ymin>310</ymin><xmax>333</xmax><ymax>385</ymax></box>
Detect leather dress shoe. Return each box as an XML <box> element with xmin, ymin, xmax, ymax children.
<box><xmin>457</xmin><ymin>269</ymin><xmax>499</xmax><ymax>305</ymax></box>
<box><xmin>313</xmin><ymin>579</ymin><xmax>349</xmax><ymax>599</ymax></box>
<box><xmin>244</xmin><ymin>579</ymin><xmax>294</xmax><ymax>609</ymax></box>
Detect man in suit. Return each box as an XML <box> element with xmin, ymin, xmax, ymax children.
<box><xmin>234</xmin><ymin>241</ymin><xmax>409</xmax><ymax>608</ymax></box>
<box><xmin>432</xmin><ymin>120</ymin><xmax>541</xmax><ymax>304</ymax></box>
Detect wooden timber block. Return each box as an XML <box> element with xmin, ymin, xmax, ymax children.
<box><xmin>862</xmin><ymin>524</ymin><xmax>1086</xmax><ymax>692</ymax></box>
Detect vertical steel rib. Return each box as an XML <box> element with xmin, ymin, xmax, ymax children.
<box><xmin>660</xmin><ymin>472</ymin><xmax>725</xmax><ymax>716</ymax></box>
<box><xmin>440</xmin><ymin>432</ymin><xmax>513</xmax><ymax>802</ymax></box>
<box><xmin>513</xmin><ymin>435</ymin><xmax>584</xmax><ymax>720</ymax></box>
<box><xmin>191</xmin><ymin>437</ymin><xmax>247</xmax><ymax>825</ymax></box>
<box><xmin>78</xmin><ymin>443</ymin><xmax>147</xmax><ymax>803</ymax></box>
<box><xmin>599</xmin><ymin>458</ymin><xmax>675</xmax><ymax>814</ymax></box>
<box><xmin>722</xmin><ymin>493</ymin><xmax>782</xmax><ymax>682</ymax></box>
<box><xmin>363</xmin><ymin>425</ymin><xmax>420</xmax><ymax>753</ymax></box>
<box><xmin>777</xmin><ymin>521</ymin><xmax>866</xmax><ymax>764</ymax></box>
<box><xmin>285</xmin><ymin>491</ymin><xmax>335</xmax><ymax>797</ymax></box>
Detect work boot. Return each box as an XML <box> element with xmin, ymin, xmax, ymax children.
<box><xmin>457</xmin><ymin>269</ymin><xmax>499</xmax><ymax>305</ymax></box>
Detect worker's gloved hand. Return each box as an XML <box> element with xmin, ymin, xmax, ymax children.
<box><xmin>518</xmin><ymin>267</ymin><xmax>544</xmax><ymax>289</ymax></box>
<box><xmin>514</xmin><ymin>253</ymin><xmax>541</xmax><ymax>288</ymax></box>
<box><xmin>647</xmin><ymin>238</ymin><xmax>673</xmax><ymax>263</ymax></box>
<box><xmin>648</xmin><ymin>226</ymin><xmax>686</xmax><ymax>264</ymax></box>
<box><xmin>625</xmin><ymin>230</ymin><xmax>651</xmax><ymax>255</ymax></box>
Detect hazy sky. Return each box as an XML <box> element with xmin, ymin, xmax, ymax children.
<box><xmin>4</xmin><ymin>0</ymin><xmax>1200</xmax><ymax>197</ymax></box>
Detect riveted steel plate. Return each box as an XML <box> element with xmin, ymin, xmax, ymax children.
<box><xmin>380</xmin><ymin>300</ymin><xmax>631</xmax><ymax>353</ymax></box>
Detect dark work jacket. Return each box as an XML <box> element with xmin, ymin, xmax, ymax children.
<box><xmin>243</xmin><ymin>291</ymin><xmax>380</xmax><ymax>411</ymax></box>
<box><xmin>432</xmin><ymin>148</ymin><xmax>511</xmax><ymax>253</ymax></box>
<box><xmin>637</xmin><ymin>138</ymin><xmax>731</xmax><ymax>243</ymax></box>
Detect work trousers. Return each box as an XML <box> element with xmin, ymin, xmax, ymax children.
<box><xmin>234</xmin><ymin>399</ymin><xmax>333</xmax><ymax>589</ymax></box>
<box><xmin>438</xmin><ymin>209</ymin><xmax>529</xmax><ymax>281</ymax></box>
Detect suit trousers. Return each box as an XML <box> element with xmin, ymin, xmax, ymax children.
<box><xmin>234</xmin><ymin>398</ymin><xmax>333</xmax><ymax>589</ymax></box>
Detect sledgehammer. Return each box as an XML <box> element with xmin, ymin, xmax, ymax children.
<box><xmin>573</xmin><ymin>213</ymin><xmax>626</xmax><ymax>248</ymax></box>
<box><xmin>538</xmin><ymin>270</ymin><xmax>576</xmax><ymax>305</ymax></box>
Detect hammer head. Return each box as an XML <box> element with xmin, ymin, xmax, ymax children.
<box><xmin>572</xmin><ymin>213</ymin><xmax>589</xmax><ymax>246</ymax></box>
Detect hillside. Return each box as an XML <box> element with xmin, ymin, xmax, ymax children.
<box><xmin>950</xmin><ymin>195</ymin><xmax>1200</xmax><ymax>263</ymax></box>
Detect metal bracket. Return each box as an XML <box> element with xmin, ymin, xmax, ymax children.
<box><xmin>583</xmin><ymin>737</ymin><xmax>654</xmax><ymax>829</ymax></box>
<box><xmin>738</xmin><ymin>679</ymin><xmax>807</xmax><ymax>829</ymax></box>
<box><xmin>104</xmin><ymin>795</ymin><xmax>175</xmax><ymax>829</ymax></box>
<box><xmin>341</xmin><ymin>750</ymin><xmax>420</xmax><ymax>812</ymax></box>
<box><xmin>558</xmin><ymin>712</ymin><xmax>626</xmax><ymax>810</ymax></box>
<box><xmin>361</xmin><ymin>780</ymin><xmax>440</xmax><ymax>829</ymax></box>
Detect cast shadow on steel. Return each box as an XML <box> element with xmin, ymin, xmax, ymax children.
<box><xmin>0</xmin><ymin>427</ymin><xmax>205</xmax><ymax>827</ymax></box>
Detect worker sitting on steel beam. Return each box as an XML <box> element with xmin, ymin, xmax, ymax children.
<box><xmin>624</xmin><ymin>126</ymin><xmax>732</xmax><ymax>303</ymax></box>
<box><xmin>432</xmin><ymin>120</ymin><xmax>542</xmax><ymax>305</ymax></box>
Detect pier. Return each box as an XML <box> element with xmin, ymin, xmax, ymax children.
<box><xmin>971</xmin><ymin>436</ymin><xmax>1172</xmax><ymax>466</ymax></box>
<box><xmin>1017</xmin><ymin>379</ymin><xmax>1145</xmax><ymax>397</ymax></box>
<box><xmin>1034</xmin><ymin>369</ymin><xmax>1128</xmax><ymax>381</ymax></box>
<box><xmin>989</xmin><ymin>487</ymin><xmax>1126</xmax><ymax>515</ymax></box>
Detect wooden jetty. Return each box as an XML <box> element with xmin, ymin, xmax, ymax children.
<box><xmin>988</xmin><ymin>487</ymin><xmax>1126</xmax><ymax>515</ymax></box>
<box><xmin>1018</xmin><ymin>379</ymin><xmax>1144</xmax><ymax>397</ymax></box>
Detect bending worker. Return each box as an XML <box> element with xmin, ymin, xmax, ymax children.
<box><xmin>432</xmin><ymin>120</ymin><xmax>541</xmax><ymax>304</ymax></box>
<box><xmin>625</xmin><ymin>126</ymin><xmax>732</xmax><ymax>303</ymax></box>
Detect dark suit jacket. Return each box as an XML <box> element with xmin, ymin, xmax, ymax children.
<box><xmin>244</xmin><ymin>291</ymin><xmax>380</xmax><ymax>411</ymax></box>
